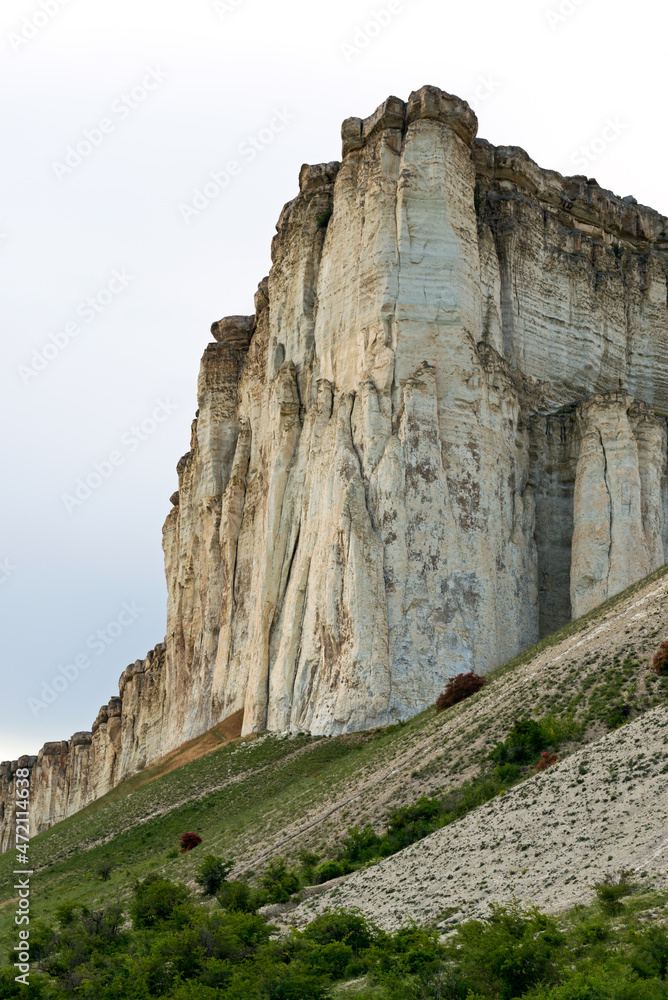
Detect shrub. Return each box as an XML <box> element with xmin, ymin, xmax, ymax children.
<box><xmin>196</xmin><ymin>855</ymin><xmax>235</xmax><ymax>896</ymax></box>
<box><xmin>260</xmin><ymin>857</ymin><xmax>301</xmax><ymax>903</ymax></box>
<box><xmin>375</xmin><ymin>923</ymin><xmax>446</xmax><ymax>979</ymax></box>
<box><xmin>218</xmin><ymin>879</ymin><xmax>259</xmax><ymax>913</ymax></box>
<box><xmin>296</xmin><ymin>849</ymin><xmax>320</xmax><ymax>885</ymax></box>
<box><xmin>0</xmin><ymin>967</ymin><xmax>48</xmax><ymax>997</ymax></box>
<box><xmin>316</xmin><ymin>209</ymin><xmax>332</xmax><ymax>229</ymax></box>
<box><xmin>449</xmin><ymin>902</ymin><xmax>566</xmax><ymax>998</ymax></box>
<box><xmin>314</xmin><ymin>860</ymin><xmax>349</xmax><ymax>884</ymax></box>
<box><xmin>632</xmin><ymin>924</ymin><xmax>668</xmax><ymax>979</ymax></box>
<box><xmin>436</xmin><ymin>671</ymin><xmax>487</xmax><ymax>711</ymax></box>
<box><xmin>385</xmin><ymin>797</ymin><xmax>443</xmax><ymax>850</ymax></box>
<box><xmin>53</xmin><ymin>901</ymin><xmax>83</xmax><ymax>927</ymax></box>
<box><xmin>337</xmin><ymin>824</ymin><xmax>382</xmax><ymax>864</ymax></box>
<box><xmin>652</xmin><ymin>643</ymin><xmax>668</xmax><ymax>676</ymax></box>
<box><xmin>536</xmin><ymin>751</ymin><xmax>559</xmax><ymax>772</ymax></box>
<box><xmin>525</xmin><ymin>966</ymin><xmax>667</xmax><ymax>999</ymax></box>
<box><xmin>179</xmin><ymin>832</ymin><xmax>202</xmax><ymax>853</ymax></box>
<box><xmin>489</xmin><ymin>715</ymin><xmax>575</xmax><ymax>767</ymax></box>
<box><xmin>593</xmin><ymin>870</ymin><xmax>637</xmax><ymax>914</ymax></box>
<box><xmin>302</xmin><ymin>909</ymin><xmax>377</xmax><ymax>954</ymax></box>
<box><xmin>96</xmin><ymin>860</ymin><xmax>113</xmax><ymax>881</ymax></box>
<box><xmin>130</xmin><ymin>875</ymin><xmax>190</xmax><ymax>928</ymax></box>
<box><xmin>606</xmin><ymin>702</ymin><xmax>632</xmax><ymax>729</ymax></box>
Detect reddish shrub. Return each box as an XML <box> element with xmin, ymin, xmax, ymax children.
<box><xmin>179</xmin><ymin>832</ymin><xmax>202</xmax><ymax>853</ymax></box>
<box><xmin>535</xmin><ymin>751</ymin><xmax>558</xmax><ymax>772</ymax></box>
<box><xmin>652</xmin><ymin>643</ymin><xmax>668</xmax><ymax>676</ymax></box>
<box><xmin>436</xmin><ymin>671</ymin><xmax>487</xmax><ymax>711</ymax></box>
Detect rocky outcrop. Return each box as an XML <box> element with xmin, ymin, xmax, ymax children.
<box><xmin>0</xmin><ymin>645</ymin><xmax>166</xmax><ymax>849</ymax></box>
<box><xmin>3</xmin><ymin>85</ymin><xmax>667</xmax><ymax>850</ymax></box>
<box><xmin>571</xmin><ymin>396</ymin><xmax>666</xmax><ymax>617</ymax></box>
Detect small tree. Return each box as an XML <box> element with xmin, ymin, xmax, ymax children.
<box><xmin>195</xmin><ymin>855</ymin><xmax>234</xmax><ymax>896</ymax></box>
<box><xmin>593</xmin><ymin>870</ymin><xmax>636</xmax><ymax>914</ymax></box>
<box><xmin>260</xmin><ymin>857</ymin><xmax>301</xmax><ymax>903</ymax></box>
<box><xmin>436</xmin><ymin>672</ymin><xmax>487</xmax><ymax>712</ymax></box>
<box><xmin>96</xmin><ymin>859</ymin><xmax>113</xmax><ymax>881</ymax></box>
<box><xmin>131</xmin><ymin>875</ymin><xmax>190</xmax><ymax>928</ymax></box>
<box><xmin>218</xmin><ymin>879</ymin><xmax>256</xmax><ymax>912</ymax></box>
<box><xmin>179</xmin><ymin>832</ymin><xmax>202</xmax><ymax>853</ymax></box>
<box><xmin>652</xmin><ymin>642</ymin><xmax>668</xmax><ymax>676</ymax></box>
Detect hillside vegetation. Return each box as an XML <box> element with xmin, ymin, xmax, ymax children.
<box><xmin>1</xmin><ymin>566</ymin><xmax>668</xmax><ymax>995</ymax></box>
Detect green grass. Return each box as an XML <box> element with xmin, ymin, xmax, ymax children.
<box><xmin>0</xmin><ymin>722</ymin><xmax>433</xmax><ymax>939</ymax></box>
<box><xmin>1</xmin><ymin>563</ymin><xmax>667</xmax><ymax>951</ymax></box>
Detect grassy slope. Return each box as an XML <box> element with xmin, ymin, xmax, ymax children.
<box><xmin>1</xmin><ymin>564</ymin><xmax>667</xmax><ymax>944</ymax></box>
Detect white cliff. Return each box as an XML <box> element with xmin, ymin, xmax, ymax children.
<box><xmin>2</xmin><ymin>85</ymin><xmax>667</xmax><ymax>849</ymax></box>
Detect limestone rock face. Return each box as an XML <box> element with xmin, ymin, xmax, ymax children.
<box><xmin>571</xmin><ymin>395</ymin><xmax>666</xmax><ymax>617</ymax></box>
<box><xmin>0</xmin><ymin>645</ymin><xmax>166</xmax><ymax>849</ymax></box>
<box><xmin>2</xmin><ymin>84</ymin><xmax>668</xmax><ymax>850</ymax></box>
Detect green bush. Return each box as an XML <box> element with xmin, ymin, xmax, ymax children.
<box><xmin>298</xmin><ymin>849</ymin><xmax>320</xmax><ymax>883</ymax></box>
<box><xmin>0</xmin><ymin>968</ymin><xmax>48</xmax><ymax>998</ymax></box>
<box><xmin>489</xmin><ymin>719</ymin><xmax>555</xmax><ymax>765</ymax></box>
<box><xmin>217</xmin><ymin>879</ymin><xmax>262</xmax><ymax>913</ymax></box>
<box><xmin>448</xmin><ymin>902</ymin><xmax>567</xmax><ymax>999</ymax></box>
<box><xmin>260</xmin><ymin>856</ymin><xmax>301</xmax><ymax>904</ymax></box>
<box><xmin>130</xmin><ymin>875</ymin><xmax>191</xmax><ymax>928</ymax></box>
<box><xmin>606</xmin><ymin>703</ymin><xmax>632</xmax><ymax>730</ymax></box>
<box><xmin>594</xmin><ymin>871</ymin><xmax>637</xmax><ymax>915</ymax></box>
<box><xmin>4</xmin><ymin>874</ymin><xmax>668</xmax><ymax>1000</ymax></box>
<box><xmin>374</xmin><ymin>923</ymin><xmax>446</xmax><ymax>979</ymax></box>
<box><xmin>337</xmin><ymin>825</ymin><xmax>382</xmax><ymax>864</ymax></box>
<box><xmin>306</xmin><ymin>939</ymin><xmax>355</xmax><ymax>977</ymax></box>
<box><xmin>314</xmin><ymin>860</ymin><xmax>350</xmax><ymax>884</ymax></box>
<box><xmin>196</xmin><ymin>855</ymin><xmax>235</xmax><ymax>896</ymax></box>
<box><xmin>632</xmin><ymin>925</ymin><xmax>668</xmax><ymax>980</ymax></box>
<box><xmin>53</xmin><ymin>902</ymin><xmax>83</xmax><ymax>927</ymax></box>
<box><xmin>96</xmin><ymin>860</ymin><xmax>113</xmax><ymax>881</ymax></box>
<box><xmin>302</xmin><ymin>909</ymin><xmax>377</xmax><ymax>955</ymax></box>
<box><xmin>523</xmin><ymin>965</ymin><xmax>668</xmax><ymax>999</ymax></box>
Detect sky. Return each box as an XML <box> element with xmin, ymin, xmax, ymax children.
<box><xmin>1</xmin><ymin>0</ymin><xmax>666</xmax><ymax>762</ymax></box>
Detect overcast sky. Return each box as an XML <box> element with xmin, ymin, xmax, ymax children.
<box><xmin>1</xmin><ymin>0</ymin><xmax>666</xmax><ymax>762</ymax></box>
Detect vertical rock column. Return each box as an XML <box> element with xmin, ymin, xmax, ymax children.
<box><xmin>571</xmin><ymin>393</ymin><xmax>665</xmax><ymax>617</ymax></box>
<box><xmin>162</xmin><ymin>319</ymin><xmax>253</xmax><ymax>748</ymax></box>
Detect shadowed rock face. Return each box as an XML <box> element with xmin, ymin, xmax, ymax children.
<box><xmin>3</xmin><ymin>84</ymin><xmax>668</xmax><ymax>849</ymax></box>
